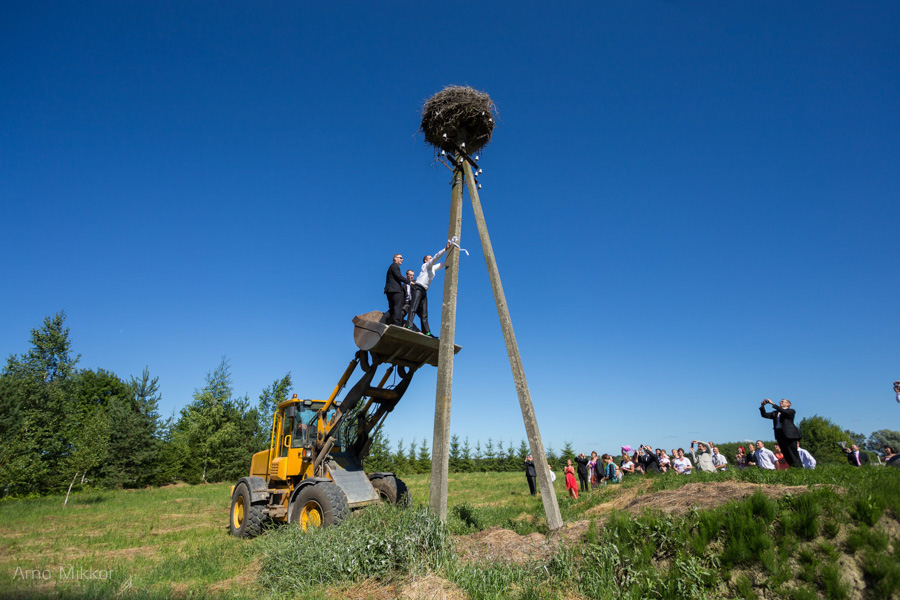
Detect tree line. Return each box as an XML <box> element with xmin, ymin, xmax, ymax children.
<box><xmin>1</xmin><ymin>312</ymin><xmax>896</xmax><ymax>497</ymax></box>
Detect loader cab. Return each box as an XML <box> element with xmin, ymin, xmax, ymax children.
<box><xmin>275</xmin><ymin>398</ymin><xmax>333</xmax><ymax>453</ymax></box>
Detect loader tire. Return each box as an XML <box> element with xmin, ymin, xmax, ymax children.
<box><xmin>371</xmin><ymin>475</ymin><xmax>411</xmax><ymax>507</ymax></box>
<box><xmin>230</xmin><ymin>483</ymin><xmax>265</xmax><ymax>538</ymax></box>
<box><xmin>291</xmin><ymin>482</ymin><xmax>349</xmax><ymax>531</ymax></box>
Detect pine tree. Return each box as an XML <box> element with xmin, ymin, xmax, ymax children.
<box><xmin>417</xmin><ymin>437</ymin><xmax>431</xmax><ymax>473</ymax></box>
<box><xmin>461</xmin><ymin>437</ymin><xmax>474</xmax><ymax>472</ymax></box>
<box><xmin>560</xmin><ymin>441</ymin><xmax>576</xmax><ymax>468</ymax></box>
<box><xmin>484</xmin><ymin>438</ymin><xmax>496</xmax><ymax>472</ymax></box>
<box><xmin>393</xmin><ymin>438</ymin><xmax>408</xmax><ymax>474</ymax></box>
<box><xmin>363</xmin><ymin>431</ymin><xmax>393</xmax><ymax>472</ymax></box>
<box><xmin>449</xmin><ymin>434</ymin><xmax>461</xmax><ymax>472</ymax></box>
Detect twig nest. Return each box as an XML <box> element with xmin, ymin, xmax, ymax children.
<box><xmin>421</xmin><ymin>85</ymin><xmax>496</xmax><ymax>153</ymax></box>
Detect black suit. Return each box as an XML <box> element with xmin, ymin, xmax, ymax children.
<box><xmin>384</xmin><ymin>262</ymin><xmax>406</xmax><ymax>325</ymax></box>
<box><xmin>846</xmin><ymin>450</ymin><xmax>869</xmax><ymax>466</ymax></box>
<box><xmin>524</xmin><ymin>460</ymin><xmax>537</xmax><ymax>495</ymax></box>
<box><xmin>574</xmin><ymin>456</ymin><xmax>590</xmax><ymax>492</ymax></box>
<box><xmin>760</xmin><ymin>404</ymin><xmax>802</xmax><ymax>467</ymax></box>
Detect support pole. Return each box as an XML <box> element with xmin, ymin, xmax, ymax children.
<box><xmin>429</xmin><ymin>158</ymin><xmax>464</xmax><ymax>520</ymax></box>
<box><xmin>461</xmin><ymin>160</ymin><xmax>563</xmax><ymax>531</ymax></box>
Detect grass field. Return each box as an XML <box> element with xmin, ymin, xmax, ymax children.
<box><xmin>1</xmin><ymin>466</ymin><xmax>898</xmax><ymax>599</ymax></box>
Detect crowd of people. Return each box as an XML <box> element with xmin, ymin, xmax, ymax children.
<box><xmin>523</xmin><ymin>397</ymin><xmax>897</xmax><ymax>499</ymax></box>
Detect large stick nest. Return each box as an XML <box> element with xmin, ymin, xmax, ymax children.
<box><xmin>421</xmin><ymin>85</ymin><xmax>496</xmax><ymax>153</ymax></box>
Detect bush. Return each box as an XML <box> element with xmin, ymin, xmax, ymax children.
<box><xmin>255</xmin><ymin>503</ymin><xmax>450</xmax><ymax>596</ymax></box>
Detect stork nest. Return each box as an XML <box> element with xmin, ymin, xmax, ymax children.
<box><xmin>421</xmin><ymin>85</ymin><xmax>496</xmax><ymax>154</ymax></box>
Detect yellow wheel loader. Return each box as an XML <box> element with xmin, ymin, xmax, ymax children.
<box><xmin>229</xmin><ymin>312</ymin><xmax>460</xmax><ymax>538</ymax></box>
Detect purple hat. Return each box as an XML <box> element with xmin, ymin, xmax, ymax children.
<box><xmin>621</xmin><ymin>445</ymin><xmax>633</xmax><ymax>454</ymax></box>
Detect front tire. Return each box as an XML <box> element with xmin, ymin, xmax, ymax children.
<box><xmin>230</xmin><ymin>483</ymin><xmax>265</xmax><ymax>538</ymax></box>
<box><xmin>291</xmin><ymin>483</ymin><xmax>349</xmax><ymax>531</ymax></box>
<box><xmin>371</xmin><ymin>475</ymin><xmax>411</xmax><ymax>506</ymax></box>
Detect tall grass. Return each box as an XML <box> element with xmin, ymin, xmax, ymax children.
<box><xmin>0</xmin><ymin>465</ymin><xmax>897</xmax><ymax>598</ymax></box>
<box><xmin>255</xmin><ymin>503</ymin><xmax>450</xmax><ymax>597</ymax></box>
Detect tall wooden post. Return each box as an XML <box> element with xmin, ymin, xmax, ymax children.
<box><xmin>429</xmin><ymin>157</ymin><xmax>464</xmax><ymax>520</ymax></box>
<box><xmin>461</xmin><ymin>161</ymin><xmax>563</xmax><ymax>531</ymax></box>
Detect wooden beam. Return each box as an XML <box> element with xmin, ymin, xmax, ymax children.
<box><xmin>429</xmin><ymin>158</ymin><xmax>464</xmax><ymax>520</ymax></box>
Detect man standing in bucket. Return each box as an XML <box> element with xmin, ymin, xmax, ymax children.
<box><xmin>406</xmin><ymin>240</ymin><xmax>453</xmax><ymax>337</ymax></box>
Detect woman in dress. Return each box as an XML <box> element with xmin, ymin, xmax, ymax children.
<box><xmin>587</xmin><ymin>451</ymin><xmax>599</xmax><ymax>489</ymax></box>
<box><xmin>773</xmin><ymin>444</ymin><xmax>789</xmax><ymax>470</ymax></box>
<box><xmin>564</xmin><ymin>459</ymin><xmax>579</xmax><ymax>499</ymax></box>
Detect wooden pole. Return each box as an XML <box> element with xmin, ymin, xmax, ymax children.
<box><xmin>461</xmin><ymin>160</ymin><xmax>563</xmax><ymax>531</ymax></box>
<box><xmin>429</xmin><ymin>157</ymin><xmax>464</xmax><ymax>520</ymax></box>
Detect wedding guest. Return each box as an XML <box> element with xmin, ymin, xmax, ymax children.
<box><xmin>564</xmin><ymin>459</ymin><xmax>579</xmax><ymax>499</ymax></box>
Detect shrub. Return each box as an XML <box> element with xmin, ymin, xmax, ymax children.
<box><xmin>256</xmin><ymin>503</ymin><xmax>450</xmax><ymax>596</ymax></box>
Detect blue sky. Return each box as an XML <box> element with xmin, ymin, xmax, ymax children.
<box><xmin>2</xmin><ymin>2</ymin><xmax>898</xmax><ymax>456</ymax></box>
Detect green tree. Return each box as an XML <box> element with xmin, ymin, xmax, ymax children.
<box><xmin>460</xmin><ymin>437</ymin><xmax>474</xmax><ymax>472</ymax></box>
<box><xmin>1</xmin><ymin>311</ymin><xmax>80</xmax><ymax>494</ymax></box>
<box><xmin>363</xmin><ymin>431</ymin><xmax>393</xmax><ymax>472</ymax></box>
<box><xmin>128</xmin><ymin>367</ymin><xmax>168</xmax><ymax>486</ymax></box>
<box><xmin>393</xmin><ymin>438</ymin><xmax>408</xmax><ymax>475</ymax></box>
<box><xmin>449</xmin><ymin>434</ymin><xmax>461</xmax><ymax>472</ymax></box>
<box><xmin>484</xmin><ymin>438</ymin><xmax>496</xmax><ymax>472</ymax></box>
<box><xmin>74</xmin><ymin>369</ymin><xmax>141</xmax><ymax>488</ymax></box>
<box><xmin>797</xmin><ymin>415</ymin><xmax>865</xmax><ymax>464</ymax></box>
<box><xmin>865</xmin><ymin>429</ymin><xmax>900</xmax><ymax>456</ymax></box>
<box><xmin>517</xmin><ymin>439</ymin><xmax>529</xmax><ymax>461</ymax></box>
<box><xmin>172</xmin><ymin>358</ymin><xmax>262</xmax><ymax>483</ymax></box>
<box><xmin>560</xmin><ymin>441</ymin><xmax>576</xmax><ymax>467</ymax></box>
<box><xmin>257</xmin><ymin>373</ymin><xmax>292</xmax><ymax>448</ymax></box>
<box><xmin>64</xmin><ymin>408</ymin><xmax>110</xmax><ymax>505</ymax></box>
<box><xmin>416</xmin><ymin>438</ymin><xmax>431</xmax><ymax>473</ymax></box>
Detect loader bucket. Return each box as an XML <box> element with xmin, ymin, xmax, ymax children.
<box><xmin>352</xmin><ymin>311</ymin><xmax>461</xmax><ymax>368</ymax></box>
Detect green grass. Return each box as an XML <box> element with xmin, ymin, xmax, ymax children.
<box><xmin>0</xmin><ymin>465</ymin><xmax>898</xmax><ymax>598</ymax></box>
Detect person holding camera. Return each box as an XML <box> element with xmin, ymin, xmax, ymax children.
<box><xmin>894</xmin><ymin>381</ymin><xmax>900</xmax><ymax>404</ymax></box>
<box><xmin>524</xmin><ymin>454</ymin><xmax>537</xmax><ymax>495</ymax></box>
<box><xmin>759</xmin><ymin>398</ymin><xmax>802</xmax><ymax>468</ymax></box>
<box><xmin>574</xmin><ymin>452</ymin><xmax>590</xmax><ymax>492</ymax></box>
<box><xmin>690</xmin><ymin>441</ymin><xmax>716</xmax><ymax>472</ymax></box>
<box><xmin>843</xmin><ymin>444</ymin><xmax>869</xmax><ymax>466</ymax></box>
<box><xmin>638</xmin><ymin>445</ymin><xmax>661</xmax><ymax>473</ymax></box>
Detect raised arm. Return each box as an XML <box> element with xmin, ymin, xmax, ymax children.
<box><xmin>425</xmin><ymin>244</ymin><xmax>450</xmax><ymax>271</ymax></box>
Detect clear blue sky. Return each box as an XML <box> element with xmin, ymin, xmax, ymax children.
<box><xmin>2</xmin><ymin>2</ymin><xmax>898</xmax><ymax>455</ymax></box>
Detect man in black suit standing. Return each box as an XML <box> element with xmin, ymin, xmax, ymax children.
<box><xmin>384</xmin><ymin>253</ymin><xmax>406</xmax><ymax>326</ymax></box>
<box><xmin>759</xmin><ymin>398</ymin><xmax>802</xmax><ymax>468</ymax></box>
<box><xmin>524</xmin><ymin>454</ymin><xmax>537</xmax><ymax>495</ymax></box>
<box><xmin>402</xmin><ymin>270</ymin><xmax>415</xmax><ymax>325</ymax></box>
<box><xmin>844</xmin><ymin>444</ymin><xmax>870</xmax><ymax>466</ymax></box>
<box><xmin>574</xmin><ymin>452</ymin><xmax>590</xmax><ymax>492</ymax></box>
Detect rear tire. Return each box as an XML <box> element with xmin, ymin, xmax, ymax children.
<box><xmin>291</xmin><ymin>482</ymin><xmax>349</xmax><ymax>531</ymax></box>
<box><xmin>371</xmin><ymin>475</ymin><xmax>411</xmax><ymax>507</ymax></box>
<box><xmin>230</xmin><ymin>483</ymin><xmax>265</xmax><ymax>538</ymax></box>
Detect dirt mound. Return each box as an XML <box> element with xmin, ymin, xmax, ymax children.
<box><xmin>331</xmin><ymin>574</ymin><xmax>465</xmax><ymax>600</ymax></box>
<box><xmin>400</xmin><ymin>574</ymin><xmax>466</xmax><ymax>600</ymax></box>
<box><xmin>453</xmin><ymin>526</ymin><xmax>550</xmax><ymax>565</ymax></box>
<box><xmin>617</xmin><ymin>481</ymin><xmax>825</xmax><ymax>516</ymax></box>
<box><xmin>456</xmin><ymin>482</ymin><xmax>841</xmax><ymax>564</ymax></box>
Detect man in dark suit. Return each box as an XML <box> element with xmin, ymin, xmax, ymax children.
<box><xmin>759</xmin><ymin>398</ymin><xmax>802</xmax><ymax>468</ymax></box>
<box><xmin>524</xmin><ymin>454</ymin><xmax>537</xmax><ymax>495</ymax></box>
<box><xmin>384</xmin><ymin>253</ymin><xmax>406</xmax><ymax>326</ymax></box>
<box><xmin>402</xmin><ymin>270</ymin><xmax>415</xmax><ymax>325</ymax></box>
<box><xmin>844</xmin><ymin>444</ymin><xmax>870</xmax><ymax>466</ymax></box>
<box><xmin>574</xmin><ymin>453</ymin><xmax>590</xmax><ymax>492</ymax></box>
